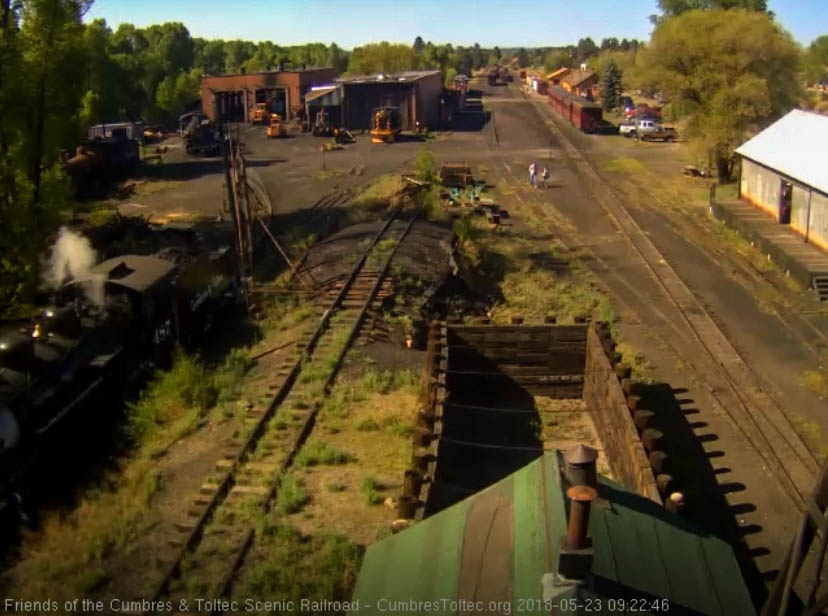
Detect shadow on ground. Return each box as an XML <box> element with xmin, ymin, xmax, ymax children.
<box><xmin>636</xmin><ymin>382</ymin><xmax>781</xmax><ymax>611</ymax></box>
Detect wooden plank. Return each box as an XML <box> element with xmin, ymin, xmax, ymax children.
<box><xmin>457</xmin><ymin>478</ymin><xmax>514</xmax><ymax>614</ymax></box>
<box><xmin>513</xmin><ymin>458</ymin><xmax>548</xmax><ymax>616</ymax></box>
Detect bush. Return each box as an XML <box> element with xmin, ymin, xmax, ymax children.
<box><xmin>414</xmin><ymin>149</ymin><xmax>437</xmax><ymax>183</ymax></box>
<box><xmin>126</xmin><ymin>352</ymin><xmax>216</xmax><ymax>441</ymax></box>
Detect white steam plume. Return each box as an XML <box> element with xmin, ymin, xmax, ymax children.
<box><xmin>44</xmin><ymin>227</ymin><xmax>104</xmax><ymax>305</ymax></box>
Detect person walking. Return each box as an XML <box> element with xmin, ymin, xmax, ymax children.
<box><xmin>541</xmin><ymin>165</ymin><xmax>550</xmax><ymax>189</ymax></box>
<box><xmin>528</xmin><ymin>162</ymin><xmax>536</xmax><ymax>188</ymax></box>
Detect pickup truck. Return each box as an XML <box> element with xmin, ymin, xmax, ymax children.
<box><xmin>619</xmin><ymin>118</ymin><xmax>677</xmax><ymax>141</ymax></box>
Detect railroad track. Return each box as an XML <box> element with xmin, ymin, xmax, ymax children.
<box><xmin>147</xmin><ymin>214</ymin><xmax>415</xmax><ymax>613</ymax></box>
<box><xmin>485</xmin><ymin>83</ymin><xmax>818</xmax><ymax>511</ymax></box>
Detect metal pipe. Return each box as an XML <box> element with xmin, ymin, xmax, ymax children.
<box><xmin>566</xmin><ymin>485</ymin><xmax>597</xmax><ymax>550</ymax></box>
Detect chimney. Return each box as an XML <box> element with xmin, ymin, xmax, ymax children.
<box><xmin>563</xmin><ymin>444</ymin><xmax>597</xmax><ymax>488</ymax></box>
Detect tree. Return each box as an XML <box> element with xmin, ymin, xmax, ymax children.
<box><xmin>601</xmin><ymin>37</ymin><xmax>619</xmax><ymax>51</ymax></box>
<box><xmin>326</xmin><ymin>42</ymin><xmax>347</xmax><ymax>73</ymax></box>
<box><xmin>642</xmin><ymin>9</ymin><xmax>799</xmax><ymax>179</ymax></box>
<box><xmin>493</xmin><ymin>46</ymin><xmax>501</xmax><ymax>61</ymax></box>
<box><xmin>413</xmin><ymin>35</ymin><xmax>425</xmax><ymax>54</ymax></box>
<box><xmin>471</xmin><ymin>42</ymin><xmax>484</xmax><ymax>70</ymax></box>
<box><xmin>347</xmin><ymin>41</ymin><xmax>418</xmax><ymax>74</ymax></box>
<box><xmin>516</xmin><ymin>47</ymin><xmax>528</xmax><ymax>68</ymax></box>
<box><xmin>544</xmin><ymin>49</ymin><xmax>570</xmax><ymax>72</ymax></box>
<box><xmin>652</xmin><ymin>0</ymin><xmax>767</xmax><ymax>22</ymax></box>
<box><xmin>802</xmin><ymin>35</ymin><xmax>828</xmax><ymax>85</ymax></box>
<box><xmin>194</xmin><ymin>38</ymin><xmax>226</xmax><ymax>75</ymax></box>
<box><xmin>576</xmin><ymin>37</ymin><xmax>598</xmax><ymax>62</ymax></box>
<box><xmin>600</xmin><ymin>59</ymin><xmax>622</xmax><ymax>111</ymax></box>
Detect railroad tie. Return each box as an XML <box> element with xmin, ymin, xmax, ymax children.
<box><xmin>230</xmin><ymin>485</ymin><xmax>270</xmax><ymax>497</ymax></box>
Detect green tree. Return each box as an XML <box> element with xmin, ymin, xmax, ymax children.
<box><xmin>600</xmin><ymin>59</ymin><xmax>622</xmax><ymax>110</ymax></box>
<box><xmin>326</xmin><ymin>42</ymin><xmax>348</xmax><ymax>73</ymax></box>
<box><xmin>802</xmin><ymin>35</ymin><xmax>828</xmax><ymax>85</ymax></box>
<box><xmin>516</xmin><ymin>47</ymin><xmax>528</xmax><ymax>68</ymax></box>
<box><xmin>576</xmin><ymin>37</ymin><xmax>598</xmax><ymax>61</ymax></box>
<box><xmin>347</xmin><ymin>41</ymin><xmax>418</xmax><ymax>74</ymax></box>
<box><xmin>444</xmin><ymin>67</ymin><xmax>457</xmax><ymax>88</ymax></box>
<box><xmin>413</xmin><ymin>35</ymin><xmax>425</xmax><ymax>54</ymax></box>
<box><xmin>471</xmin><ymin>42</ymin><xmax>484</xmax><ymax>70</ymax></box>
<box><xmin>642</xmin><ymin>9</ymin><xmax>799</xmax><ymax>179</ymax></box>
<box><xmin>544</xmin><ymin>49</ymin><xmax>570</xmax><ymax>72</ymax></box>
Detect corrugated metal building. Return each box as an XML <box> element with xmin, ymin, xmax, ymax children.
<box><xmin>349</xmin><ymin>452</ymin><xmax>755</xmax><ymax>616</ymax></box>
<box><xmin>200</xmin><ymin>68</ymin><xmax>338</xmax><ymax>123</ymax></box>
<box><xmin>736</xmin><ymin>110</ymin><xmax>828</xmax><ymax>252</ymax></box>
<box><xmin>303</xmin><ymin>71</ymin><xmax>444</xmax><ymax>131</ymax></box>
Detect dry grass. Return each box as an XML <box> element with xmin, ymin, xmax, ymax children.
<box><xmin>802</xmin><ymin>370</ymin><xmax>828</xmax><ymax>398</ymax></box>
<box><xmin>352</xmin><ymin>174</ymin><xmax>405</xmax><ymax>210</ymax></box>
<box><xmin>600</xmin><ymin>156</ymin><xmax>650</xmax><ymax>176</ymax></box>
<box><xmin>283</xmin><ymin>369</ymin><xmax>418</xmax><ymax>544</ymax></box>
<box><xmin>792</xmin><ymin>414</ymin><xmax>828</xmax><ymax>461</ymax></box>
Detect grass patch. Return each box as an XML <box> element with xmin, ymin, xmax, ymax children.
<box><xmin>802</xmin><ymin>370</ymin><xmax>828</xmax><ymax>398</ymax></box>
<box><xmin>312</xmin><ymin>168</ymin><xmax>345</xmax><ymax>181</ymax></box>
<box><xmin>237</xmin><ymin>524</ymin><xmax>363</xmax><ymax>603</ymax></box>
<box><xmin>617</xmin><ymin>342</ymin><xmax>652</xmax><ymax>378</ymax></box>
<box><xmin>792</xmin><ymin>414</ymin><xmax>828</xmax><ymax>461</ymax></box>
<box><xmin>353</xmin><ymin>174</ymin><xmax>405</xmax><ymax>210</ymax></box>
<box><xmin>277</xmin><ymin>472</ymin><xmax>309</xmax><ymax>514</ymax></box>
<box><xmin>357</xmin><ymin>369</ymin><xmax>418</xmax><ymax>395</ymax></box>
<box><xmin>356</xmin><ymin>418</ymin><xmax>380</xmax><ymax>432</ymax></box>
<box><xmin>360</xmin><ymin>476</ymin><xmax>384</xmax><ymax>506</ymax></box>
<box><xmin>294</xmin><ymin>440</ymin><xmax>353</xmax><ymax>467</ymax></box>
<box><xmin>87</xmin><ymin>205</ymin><xmax>118</xmax><ymax>226</ymax></box>
<box><xmin>600</xmin><ymin>157</ymin><xmax>650</xmax><ymax>176</ymax></box>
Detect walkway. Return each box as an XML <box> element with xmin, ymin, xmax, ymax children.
<box><xmin>711</xmin><ymin>198</ymin><xmax>828</xmax><ymax>299</ymax></box>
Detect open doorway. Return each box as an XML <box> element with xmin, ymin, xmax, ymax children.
<box><xmin>780</xmin><ymin>179</ymin><xmax>792</xmax><ymax>224</ymax></box>
<box><xmin>267</xmin><ymin>88</ymin><xmax>288</xmax><ymax>119</ymax></box>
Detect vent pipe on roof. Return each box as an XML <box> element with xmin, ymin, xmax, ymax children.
<box><xmin>565</xmin><ymin>485</ymin><xmax>596</xmax><ymax>551</ymax></box>
<box><xmin>563</xmin><ymin>444</ymin><xmax>597</xmax><ymax>488</ymax></box>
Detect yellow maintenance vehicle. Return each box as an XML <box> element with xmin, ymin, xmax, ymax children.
<box><xmin>266</xmin><ymin>113</ymin><xmax>286</xmax><ymax>138</ymax></box>
<box><xmin>371</xmin><ymin>106</ymin><xmax>401</xmax><ymax>143</ymax></box>
<box><xmin>251</xmin><ymin>103</ymin><xmax>269</xmax><ymax>125</ymax></box>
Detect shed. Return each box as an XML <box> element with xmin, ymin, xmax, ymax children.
<box><xmin>735</xmin><ymin>109</ymin><xmax>828</xmax><ymax>251</ymax></box>
<box><xmin>349</xmin><ymin>452</ymin><xmax>755</xmax><ymax>616</ymax></box>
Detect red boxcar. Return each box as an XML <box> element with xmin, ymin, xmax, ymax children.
<box><xmin>547</xmin><ymin>86</ymin><xmax>603</xmax><ymax>131</ymax></box>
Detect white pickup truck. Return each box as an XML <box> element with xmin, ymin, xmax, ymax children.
<box><xmin>619</xmin><ymin>118</ymin><xmax>677</xmax><ymax>141</ymax></box>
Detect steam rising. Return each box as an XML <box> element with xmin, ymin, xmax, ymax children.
<box><xmin>44</xmin><ymin>227</ymin><xmax>104</xmax><ymax>305</ymax></box>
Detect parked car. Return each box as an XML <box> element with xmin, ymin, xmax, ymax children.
<box><xmin>620</xmin><ymin>96</ymin><xmax>634</xmax><ymax>111</ymax></box>
<box><xmin>619</xmin><ymin>118</ymin><xmax>676</xmax><ymax>141</ymax></box>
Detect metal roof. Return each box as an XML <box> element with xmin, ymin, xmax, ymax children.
<box><xmin>304</xmin><ymin>86</ymin><xmax>339</xmax><ymax>103</ymax></box>
<box><xmin>75</xmin><ymin>255</ymin><xmax>176</xmax><ymax>294</ymax></box>
<box><xmin>349</xmin><ymin>453</ymin><xmax>755</xmax><ymax>616</ymax></box>
<box><xmin>735</xmin><ymin>109</ymin><xmax>828</xmax><ymax>195</ymax></box>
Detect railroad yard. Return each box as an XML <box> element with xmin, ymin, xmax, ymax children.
<box><xmin>3</xmin><ymin>67</ymin><xmax>828</xmax><ymax>616</ymax></box>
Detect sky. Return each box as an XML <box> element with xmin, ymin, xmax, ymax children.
<box><xmin>84</xmin><ymin>0</ymin><xmax>826</xmax><ymax>48</ymax></box>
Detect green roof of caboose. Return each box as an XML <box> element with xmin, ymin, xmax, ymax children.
<box><xmin>349</xmin><ymin>453</ymin><xmax>755</xmax><ymax>616</ymax></box>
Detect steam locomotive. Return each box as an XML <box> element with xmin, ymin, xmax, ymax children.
<box><xmin>0</xmin><ymin>226</ymin><xmax>239</xmax><ymax>526</ymax></box>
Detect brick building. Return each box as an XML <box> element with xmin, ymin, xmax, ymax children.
<box><xmin>200</xmin><ymin>68</ymin><xmax>337</xmax><ymax>123</ymax></box>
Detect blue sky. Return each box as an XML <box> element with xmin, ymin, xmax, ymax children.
<box><xmin>85</xmin><ymin>0</ymin><xmax>826</xmax><ymax>47</ymax></box>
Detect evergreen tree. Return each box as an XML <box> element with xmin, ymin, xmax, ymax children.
<box><xmin>413</xmin><ymin>36</ymin><xmax>425</xmax><ymax>54</ymax></box>
<box><xmin>600</xmin><ymin>59</ymin><xmax>622</xmax><ymax>111</ymax></box>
